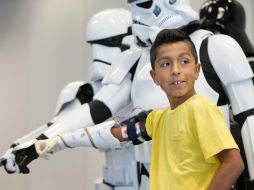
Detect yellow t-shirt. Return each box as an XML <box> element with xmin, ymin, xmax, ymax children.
<box><xmin>145</xmin><ymin>94</ymin><xmax>238</xmax><ymax>190</ymax></box>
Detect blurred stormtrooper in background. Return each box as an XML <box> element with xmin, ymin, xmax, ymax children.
<box><xmin>2</xmin><ymin>0</ymin><xmax>254</xmax><ymax>190</ymax></box>
<box><xmin>199</xmin><ymin>1</ymin><xmax>254</xmax><ymax>189</ymax></box>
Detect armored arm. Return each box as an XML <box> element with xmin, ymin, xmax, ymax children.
<box><xmin>0</xmin><ymin>80</ymin><xmax>95</xmax><ymax>173</ymax></box>
<box><xmin>1</xmin><ymin>48</ymin><xmax>140</xmax><ymax>174</ymax></box>
<box><xmin>207</xmin><ymin>34</ymin><xmax>254</xmax><ymax>182</ymax></box>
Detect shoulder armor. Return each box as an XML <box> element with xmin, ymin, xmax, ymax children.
<box><xmin>54</xmin><ymin>81</ymin><xmax>86</xmax><ymax>115</ymax></box>
<box><xmin>102</xmin><ymin>47</ymin><xmax>142</xmax><ymax>85</ymax></box>
<box><xmin>190</xmin><ymin>29</ymin><xmax>213</xmax><ymax>51</ymax></box>
<box><xmin>208</xmin><ymin>34</ymin><xmax>253</xmax><ymax>85</ymax></box>
<box><xmin>190</xmin><ymin>29</ymin><xmax>213</xmax><ymax>60</ymax></box>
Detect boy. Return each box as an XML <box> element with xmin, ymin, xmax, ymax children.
<box><xmin>146</xmin><ymin>29</ymin><xmax>244</xmax><ymax>190</ymax></box>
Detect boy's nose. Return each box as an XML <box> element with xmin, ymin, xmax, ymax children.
<box><xmin>171</xmin><ymin>63</ymin><xmax>181</xmax><ymax>76</ymax></box>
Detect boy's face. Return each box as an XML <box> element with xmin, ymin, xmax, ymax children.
<box><xmin>150</xmin><ymin>41</ymin><xmax>200</xmax><ymax>105</ymax></box>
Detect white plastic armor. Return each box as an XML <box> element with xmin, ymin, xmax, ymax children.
<box><xmin>129</xmin><ymin>0</ymin><xmax>199</xmax><ymax>47</ymax></box>
<box><xmin>34</xmin><ymin>121</ymin><xmax>120</xmax><ymax>154</ymax></box>
<box><xmin>87</xmin><ymin>8</ymin><xmax>132</xmax><ymax>82</ymax></box>
<box><xmin>199</xmin><ymin>2</ymin><xmax>254</xmax><ymax>185</ymax></box>
<box><xmin>103</xmin><ymin>48</ymin><xmax>142</xmax><ymax>85</ymax></box>
<box><xmin>207</xmin><ymin>34</ymin><xmax>254</xmax><ymax>113</ymax></box>
<box><xmin>54</xmin><ymin>81</ymin><xmax>86</xmax><ymax>115</ymax></box>
<box><xmin>242</xmin><ymin>116</ymin><xmax>254</xmax><ymax>180</ymax></box>
<box><xmin>2</xmin><ymin>1</ymin><xmax>254</xmax><ymax>190</ymax></box>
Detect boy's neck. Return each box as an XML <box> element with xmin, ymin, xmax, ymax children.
<box><xmin>168</xmin><ymin>91</ymin><xmax>197</xmax><ymax>110</ymax></box>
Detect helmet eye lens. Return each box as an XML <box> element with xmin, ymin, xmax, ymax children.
<box><xmin>169</xmin><ymin>0</ymin><xmax>177</xmax><ymax>5</ymax></box>
<box><xmin>136</xmin><ymin>0</ymin><xmax>153</xmax><ymax>9</ymax></box>
<box><xmin>88</xmin><ymin>27</ymin><xmax>132</xmax><ymax>50</ymax></box>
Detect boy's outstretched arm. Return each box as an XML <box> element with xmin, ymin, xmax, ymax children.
<box><xmin>34</xmin><ymin>111</ymin><xmax>150</xmax><ymax>158</ymax></box>
<box><xmin>207</xmin><ymin>149</ymin><xmax>244</xmax><ymax>190</ymax></box>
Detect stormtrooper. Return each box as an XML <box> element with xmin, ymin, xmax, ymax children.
<box><xmin>199</xmin><ymin>1</ymin><xmax>254</xmax><ymax>189</ymax></box>
<box><xmin>2</xmin><ymin>0</ymin><xmax>254</xmax><ymax>190</ymax></box>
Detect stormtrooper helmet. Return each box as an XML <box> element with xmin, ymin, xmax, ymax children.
<box><xmin>86</xmin><ymin>8</ymin><xmax>133</xmax><ymax>81</ymax></box>
<box><xmin>199</xmin><ymin>0</ymin><xmax>254</xmax><ymax>57</ymax></box>
<box><xmin>128</xmin><ymin>0</ymin><xmax>199</xmax><ymax>47</ymax></box>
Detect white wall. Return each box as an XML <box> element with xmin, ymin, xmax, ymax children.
<box><xmin>242</xmin><ymin>0</ymin><xmax>254</xmax><ymax>44</ymax></box>
<box><xmin>0</xmin><ymin>1</ymin><xmax>253</xmax><ymax>190</ymax></box>
<box><xmin>0</xmin><ymin>1</ymin><xmax>29</xmax><ymax>189</ymax></box>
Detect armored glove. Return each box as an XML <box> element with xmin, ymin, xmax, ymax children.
<box><xmin>0</xmin><ymin>148</ymin><xmax>20</xmax><ymax>174</ymax></box>
<box><xmin>0</xmin><ymin>140</ymin><xmax>39</xmax><ymax>174</ymax></box>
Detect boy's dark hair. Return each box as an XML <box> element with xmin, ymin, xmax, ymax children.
<box><xmin>150</xmin><ymin>29</ymin><xmax>198</xmax><ymax>69</ymax></box>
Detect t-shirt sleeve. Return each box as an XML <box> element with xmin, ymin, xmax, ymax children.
<box><xmin>193</xmin><ymin>101</ymin><xmax>239</xmax><ymax>163</ymax></box>
<box><xmin>145</xmin><ymin>110</ymin><xmax>157</xmax><ymax>138</ymax></box>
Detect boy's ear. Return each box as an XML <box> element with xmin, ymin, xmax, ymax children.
<box><xmin>195</xmin><ymin>64</ymin><xmax>201</xmax><ymax>80</ymax></box>
<box><xmin>150</xmin><ymin>69</ymin><xmax>159</xmax><ymax>85</ymax></box>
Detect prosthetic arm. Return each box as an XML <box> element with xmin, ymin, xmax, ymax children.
<box><xmin>33</xmin><ymin>111</ymin><xmax>151</xmax><ymax>156</ymax></box>
<box><xmin>35</xmin><ymin>121</ymin><xmax>121</xmax><ymax>156</ymax></box>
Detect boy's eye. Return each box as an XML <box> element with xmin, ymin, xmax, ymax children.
<box><xmin>180</xmin><ymin>59</ymin><xmax>189</xmax><ymax>64</ymax></box>
<box><xmin>160</xmin><ymin>62</ymin><xmax>170</xmax><ymax>67</ymax></box>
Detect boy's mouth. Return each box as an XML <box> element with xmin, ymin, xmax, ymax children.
<box><xmin>171</xmin><ymin>80</ymin><xmax>185</xmax><ymax>85</ymax></box>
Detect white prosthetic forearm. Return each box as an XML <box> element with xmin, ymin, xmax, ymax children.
<box><xmin>35</xmin><ymin>120</ymin><xmax>121</xmax><ymax>158</ymax></box>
